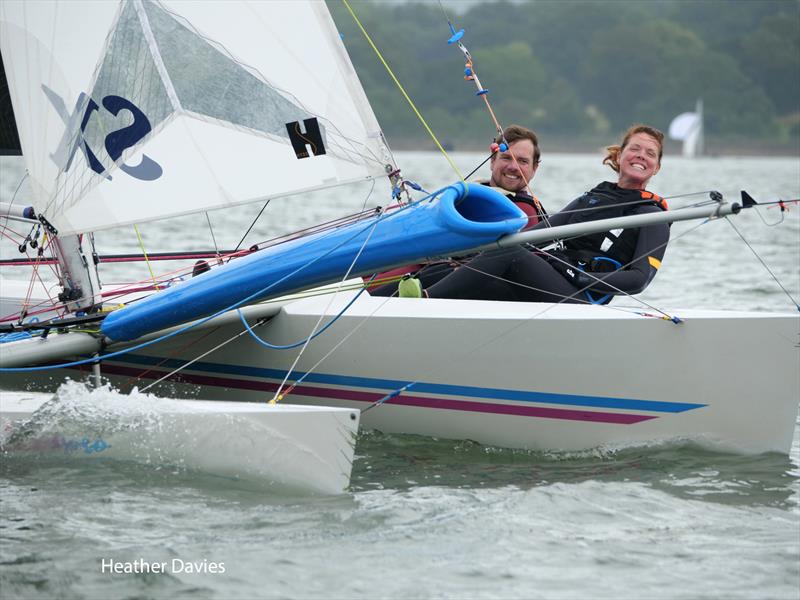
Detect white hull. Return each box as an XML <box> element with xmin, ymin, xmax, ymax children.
<box><xmin>5</xmin><ymin>292</ymin><xmax>796</xmax><ymax>455</ymax></box>
<box><xmin>0</xmin><ymin>390</ymin><xmax>360</xmax><ymax>495</ymax></box>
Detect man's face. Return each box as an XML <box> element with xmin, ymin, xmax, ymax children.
<box><xmin>490</xmin><ymin>138</ymin><xmax>537</xmax><ymax>193</ymax></box>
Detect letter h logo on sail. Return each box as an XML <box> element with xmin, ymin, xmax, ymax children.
<box><xmin>285</xmin><ymin>117</ymin><xmax>326</xmax><ymax>159</ymax></box>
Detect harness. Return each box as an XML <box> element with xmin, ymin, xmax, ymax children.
<box><xmin>479</xmin><ymin>180</ymin><xmax>546</xmax><ymax>229</ymax></box>
<box><xmin>561</xmin><ymin>182</ymin><xmax>666</xmax><ymax>268</ymax></box>
<box><xmin>552</xmin><ymin>182</ymin><xmax>666</xmax><ymax>304</ymax></box>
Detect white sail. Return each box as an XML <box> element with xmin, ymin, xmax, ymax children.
<box><xmin>668</xmin><ymin>99</ymin><xmax>704</xmax><ymax>158</ymax></box>
<box><xmin>0</xmin><ymin>0</ymin><xmax>391</xmax><ymax>235</ymax></box>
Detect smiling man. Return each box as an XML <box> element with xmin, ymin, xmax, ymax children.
<box><xmin>369</xmin><ymin>124</ymin><xmax>548</xmax><ymax>297</ymax></box>
<box><xmin>487</xmin><ymin>125</ymin><xmax>546</xmax><ymax>230</ymax></box>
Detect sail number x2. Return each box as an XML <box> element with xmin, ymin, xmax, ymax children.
<box><xmin>0</xmin><ymin>0</ymin><xmax>390</xmax><ymax>235</ymax></box>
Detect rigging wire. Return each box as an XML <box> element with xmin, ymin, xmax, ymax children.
<box><xmin>233</xmin><ymin>200</ymin><xmax>270</xmax><ymax>253</ymax></box>
<box><xmin>752</xmin><ymin>198</ymin><xmax>798</xmax><ymax>227</ymax></box>
<box><xmin>122</xmin><ymin>274</ymin><xmax>405</xmax><ymax>392</ymax></box>
<box><xmin>138</xmin><ymin>181</ymin><xmax>400</xmax><ymax>396</ymax></box>
<box><xmin>226</xmin><ymin>183</ymin><xmax>385</xmax><ymax>372</ymax></box>
<box><xmin>139</xmin><ymin>327</ymin><xmax>253</xmax><ymax>393</ymax></box>
<box><xmin>0</xmin><ymin>189</ymin><xmax>440</xmax><ymax>373</ymax></box>
<box><xmin>205</xmin><ymin>212</ymin><xmax>221</xmax><ymax>261</ymax></box>
<box><xmin>463</xmin><ymin>153</ymin><xmax>494</xmax><ymax>181</ymax></box>
<box><xmin>472</xmin><ymin>216</ymin><xmax>723</xmax><ymax>320</ymax></box>
<box><xmin>342</xmin><ymin>0</ymin><xmax>464</xmax><ymax>181</ymax></box>
<box><xmin>272</xmin><ymin>206</ymin><xmax>388</xmax><ymax>404</ymax></box>
<box><xmin>724</xmin><ymin>217</ymin><xmax>799</xmax><ymax>311</ymax></box>
<box><xmin>273</xmin><ymin>288</ymin><xmax>399</xmax><ymax>404</ymax></box>
<box><xmin>10</xmin><ymin>171</ymin><xmax>29</xmax><ymax>208</ymax></box>
<box><xmin>232</xmin><ymin>179</ymin><xmax>377</xmax><ymax>256</ymax></box>
<box><xmin>121</xmin><ymin>324</ymin><xmax>221</xmax><ymax>390</ymax></box>
<box><xmin>436</xmin><ymin>9</ymin><xmax>550</xmax><ymax>226</ymax></box>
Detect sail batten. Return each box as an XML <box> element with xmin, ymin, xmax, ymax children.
<box><xmin>0</xmin><ymin>0</ymin><xmax>390</xmax><ymax>235</ymax></box>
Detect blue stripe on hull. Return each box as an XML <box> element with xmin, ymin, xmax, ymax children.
<box><xmin>116</xmin><ymin>354</ymin><xmax>706</xmax><ymax>414</ymax></box>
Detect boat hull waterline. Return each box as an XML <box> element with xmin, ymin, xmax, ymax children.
<box><xmin>7</xmin><ymin>293</ymin><xmax>797</xmax><ymax>455</ymax></box>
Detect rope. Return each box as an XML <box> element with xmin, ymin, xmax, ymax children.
<box><xmin>272</xmin><ymin>207</ymin><xmax>387</xmax><ymax>404</ymax></box>
<box><xmin>272</xmin><ymin>288</ymin><xmax>398</xmax><ymax>404</ymax></box>
<box><xmin>238</xmin><ymin>280</ymin><xmax>370</xmax><ymax>350</ymax></box>
<box><xmin>724</xmin><ymin>218</ymin><xmax>799</xmax><ymax>311</ymax></box>
<box><xmin>139</xmin><ymin>327</ymin><xmax>251</xmax><ymax>393</ymax></box>
<box><xmin>436</xmin><ymin>10</ymin><xmax>550</xmax><ymax>226</ymax></box>
<box><xmin>463</xmin><ymin>153</ymin><xmax>494</xmax><ymax>181</ymax></box>
<box><xmin>20</xmin><ymin>234</ymin><xmax>62</xmax><ymax>322</ymax></box>
<box><xmin>341</xmin><ymin>0</ymin><xmax>463</xmax><ymax>181</ymax></box>
<box><xmin>752</xmin><ymin>198</ymin><xmax>798</xmax><ymax>227</ymax></box>
<box><xmin>133</xmin><ymin>224</ymin><xmax>159</xmax><ymax>289</ymax></box>
<box><xmin>0</xmin><ymin>189</ymin><xmax>439</xmax><ymax>373</ymax></box>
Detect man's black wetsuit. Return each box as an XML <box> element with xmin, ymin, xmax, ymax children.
<box><xmin>425</xmin><ymin>182</ymin><xmax>669</xmax><ymax>304</ymax></box>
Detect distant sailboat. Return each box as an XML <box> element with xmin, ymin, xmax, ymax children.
<box><xmin>668</xmin><ymin>99</ymin><xmax>704</xmax><ymax>157</ymax></box>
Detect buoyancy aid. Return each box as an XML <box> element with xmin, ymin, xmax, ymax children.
<box><xmin>558</xmin><ymin>181</ymin><xmax>666</xmax><ymax>269</ymax></box>
<box><xmin>479</xmin><ymin>180</ymin><xmax>546</xmax><ymax>230</ymax></box>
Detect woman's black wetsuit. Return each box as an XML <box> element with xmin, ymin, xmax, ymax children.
<box><xmin>425</xmin><ymin>181</ymin><xmax>670</xmax><ymax>304</ymax></box>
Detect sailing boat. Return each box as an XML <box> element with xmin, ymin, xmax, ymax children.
<box><xmin>0</xmin><ymin>1</ymin><xmax>797</xmax><ymax>459</ymax></box>
<box><xmin>669</xmin><ymin>99</ymin><xmax>704</xmax><ymax>158</ymax></box>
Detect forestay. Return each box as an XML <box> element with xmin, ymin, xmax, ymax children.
<box><xmin>0</xmin><ymin>0</ymin><xmax>390</xmax><ymax>235</ymax></box>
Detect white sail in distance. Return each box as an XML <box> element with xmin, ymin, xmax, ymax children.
<box><xmin>0</xmin><ymin>0</ymin><xmax>391</xmax><ymax>235</ymax></box>
<box><xmin>668</xmin><ymin>99</ymin><xmax>704</xmax><ymax>158</ymax></box>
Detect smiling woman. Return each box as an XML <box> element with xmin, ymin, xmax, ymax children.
<box><xmin>404</xmin><ymin>124</ymin><xmax>671</xmax><ymax>304</ymax></box>
<box><xmin>606</xmin><ymin>125</ymin><xmax>663</xmax><ymax>189</ymax></box>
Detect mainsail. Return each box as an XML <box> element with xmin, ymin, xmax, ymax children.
<box><xmin>0</xmin><ymin>0</ymin><xmax>390</xmax><ymax>235</ymax></box>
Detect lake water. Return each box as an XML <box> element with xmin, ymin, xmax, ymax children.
<box><xmin>1</xmin><ymin>151</ymin><xmax>799</xmax><ymax>599</ymax></box>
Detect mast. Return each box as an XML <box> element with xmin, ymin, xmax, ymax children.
<box><xmin>49</xmin><ymin>234</ymin><xmax>103</xmax><ymax>313</ymax></box>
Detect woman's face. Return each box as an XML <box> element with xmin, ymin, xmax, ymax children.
<box><xmin>618</xmin><ymin>132</ymin><xmax>661</xmax><ymax>189</ymax></box>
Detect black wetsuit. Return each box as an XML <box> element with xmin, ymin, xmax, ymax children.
<box><xmin>426</xmin><ymin>181</ymin><xmax>669</xmax><ymax>304</ymax></box>
<box><xmin>370</xmin><ymin>185</ymin><xmax>547</xmax><ymax>297</ymax></box>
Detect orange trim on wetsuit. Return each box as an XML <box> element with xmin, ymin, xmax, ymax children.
<box><xmin>640</xmin><ymin>190</ymin><xmax>668</xmax><ymax>211</ymax></box>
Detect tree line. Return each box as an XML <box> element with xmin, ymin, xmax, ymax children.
<box><xmin>328</xmin><ymin>0</ymin><xmax>799</xmax><ymax>151</ymax></box>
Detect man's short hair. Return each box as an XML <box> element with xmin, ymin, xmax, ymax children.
<box><xmin>495</xmin><ymin>125</ymin><xmax>541</xmax><ymax>164</ymax></box>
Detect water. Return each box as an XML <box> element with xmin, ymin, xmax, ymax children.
<box><xmin>1</xmin><ymin>152</ymin><xmax>799</xmax><ymax>599</ymax></box>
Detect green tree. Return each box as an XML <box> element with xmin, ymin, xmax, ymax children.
<box><xmin>521</xmin><ymin>0</ymin><xmax>647</xmax><ymax>85</ymax></box>
<box><xmin>740</xmin><ymin>13</ymin><xmax>800</xmax><ymax>115</ymax></box>
<box><xmin>327</xmin><ymin>0</ymin><xmax>791</xmax><ymax>148</ymax></box>
<box><xmin>581</xmin><ymin>19</ymin><xmax>775</xmax><ymax>134</ymax></box>
<box><xmin>537</xmin><ymin>78</ymin><xmax>594</xmax><ymax>134</ymax></box>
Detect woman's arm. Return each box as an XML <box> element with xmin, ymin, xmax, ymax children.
<box><xmin>585</xmin><ymin>205</ymin><xmax>670</xmax><ymax>295</ymax></box>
